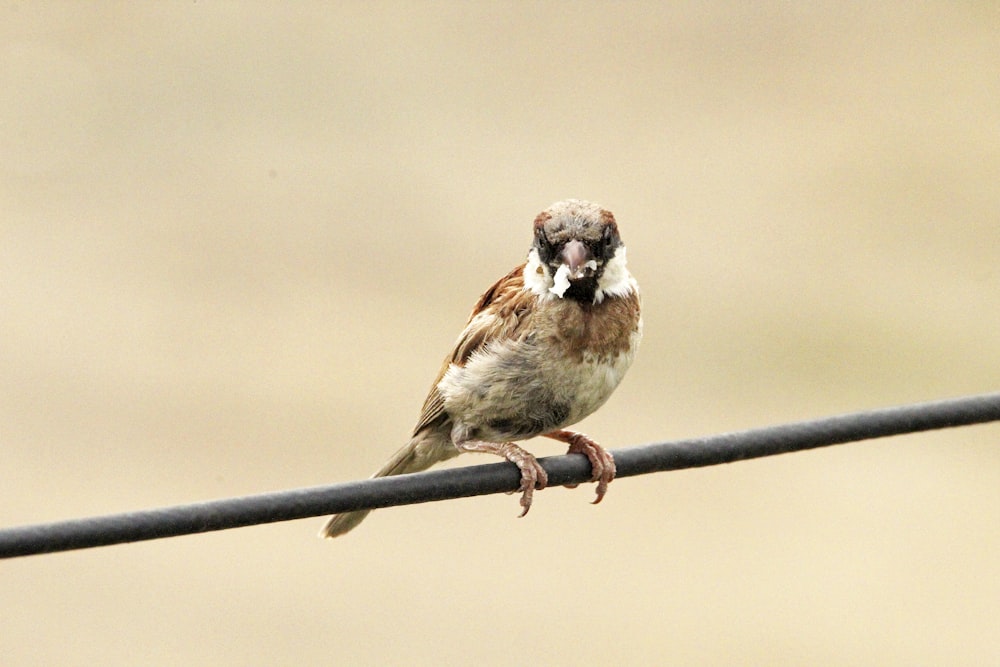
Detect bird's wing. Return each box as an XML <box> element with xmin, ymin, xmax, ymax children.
<box><xmin>411</xmin><ymin>263</ymin><xmax>533</xmax><ymax>435</ymax></box>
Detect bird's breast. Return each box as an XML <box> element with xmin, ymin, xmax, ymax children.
<box><xmin>437</xmin><ymin>290</ymin><xmax>641</xmax><ymax>441</ymax></box>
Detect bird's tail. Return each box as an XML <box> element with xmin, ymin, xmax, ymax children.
<box><xmin>319</xmin><ymin>430</ymin><xmax>456</xmax><ymax>539</ymax></box>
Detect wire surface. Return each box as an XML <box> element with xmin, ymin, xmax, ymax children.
<box><xmin>2</xmin><ymin>392</ymin><xmax>998</xmax><ymax>559</ymax></box>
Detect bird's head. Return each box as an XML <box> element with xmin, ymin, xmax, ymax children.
<box><xmin>526</xmin><ymin>199</ymin><xmax>630</xmax><ymax>303</ymax></box>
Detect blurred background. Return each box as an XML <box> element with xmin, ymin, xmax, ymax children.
<box><xmin>2</xmin><ymin>3</ymin><xmax>999</xmax><ymax>665</ymax></box>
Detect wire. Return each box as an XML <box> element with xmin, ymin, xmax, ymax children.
<box><xmin>2</xmin><ymin>392</ymin><xmax>999</xmax><ymax>559</ymax></box>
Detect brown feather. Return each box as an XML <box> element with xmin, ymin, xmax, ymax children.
<box><xmin>553</xmin><ymin>289</ymin><xmax>641</xmax><ymax>362</ymax></box>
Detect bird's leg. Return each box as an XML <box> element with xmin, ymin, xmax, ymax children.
<box><xmin>455</xmin><ymin>440</ymin><xmax>548</xmax><ymax>517</ymax></box>
<box><xmin>543</xmin><ymin>430</ymin><xmax>616</xmax><ymax>504</ymax></box>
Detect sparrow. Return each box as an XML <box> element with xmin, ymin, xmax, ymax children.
<box><xmin>320</xmin><ymin>199</ymin><xmax>642</xmax><ymax>538</ymax></box>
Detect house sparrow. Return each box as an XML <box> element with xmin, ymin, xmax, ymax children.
<box><xmin>320</xmin><ymin>199</ymin><xmax>642</xmax><ymax>538</ymax></box>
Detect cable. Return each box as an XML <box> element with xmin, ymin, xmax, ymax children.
<box><xmin>2</xmin><ymin>392</ymin><xmax>999</xmax><ymax>559</ymax></box>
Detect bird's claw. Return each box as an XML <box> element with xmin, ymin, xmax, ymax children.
<box><xmin>545</xmin><ymin>430</ymin><xmax>616</xmax><ymax>504</ymax></box>
<box><xmin>470</xmin><ymin>440</ymin><xmax>547</xmax><ymax>517</ymax></box>
<box><xmin>513</xmin><ymin>454</ymin><xmax>548</xmax><ymax>517</ymax></box>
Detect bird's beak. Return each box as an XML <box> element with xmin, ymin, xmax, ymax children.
<box><xmin>560</xmin><ymin>240</ymin><xmax>596</xmax><ymax>280</ymax></box>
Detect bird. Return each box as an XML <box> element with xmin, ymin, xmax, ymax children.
<box><xmin>320</xmin><ymin>199</ymin><xmax>642</xmax><ymax>538</ymax></box>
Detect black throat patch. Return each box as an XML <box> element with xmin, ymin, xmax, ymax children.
<box><xmin>563</xmin><ymin>276</ymin><xmax>598</xmax><ymax>303</ymax></box>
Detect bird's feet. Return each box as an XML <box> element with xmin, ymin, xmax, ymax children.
<box><xmin>456</xmin><ymin>440</ymin><xmax>548</xmax><ymax>517</ymax></box>
<box><xmin>544</xmin><ymin>430</ymin><xmax>616</xmax><ymax>504</ymax></box>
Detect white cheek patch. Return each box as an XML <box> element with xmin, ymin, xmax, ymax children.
<box><xmin>523</xmin><ymin>248</ymin><xmax>554</xmax><ymax>296</ymax></box>
<box><xmin>549</xmin><ymin>264</ymin><xmax>572</xmax><ymax>297</ymax></box>
<box><xmin>594</xmin><ymin>247</ymin><xmax>635</xmax><ymax>302</ymax></box>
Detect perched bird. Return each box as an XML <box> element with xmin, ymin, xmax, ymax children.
<box><xmin>320</xmin><ymin>199</ymin><xmax>642</xmax><ymax>538</ymax></box>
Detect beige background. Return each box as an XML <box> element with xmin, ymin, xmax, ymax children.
<box><xmin>3</xmin><ymin>3</ymin><xmax>999</xmax><ymax>665</ymax></box>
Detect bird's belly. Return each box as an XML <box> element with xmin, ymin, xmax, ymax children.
<box><xmin>438</xmin><ymin>343</ymin><xmax>635</xmax><ymax>442</ymax></box>
<box><xmin>561</xmin><ymin>351</ymin><xmax>631</xmax><ymax>423</ymax></box>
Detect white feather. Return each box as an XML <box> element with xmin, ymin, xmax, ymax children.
<box><xmin>549</xmin><ymin>264</ymin><xmax>572</xmax><ymax>298</ymax></box>
<box><xmin>594</xmin><ymin>246</ymin><xmax>636</xmax><ymax>303</ymax></box>
<box><xmin>523</xmin><ymin>248</ymin><xmax>554</xmax><ymax>297</ymax></box>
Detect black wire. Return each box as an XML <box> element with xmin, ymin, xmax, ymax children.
<box><xmin>2</xmin><ymin>392</ymin><xmax>999</xmax><ymax>559</ymax></box>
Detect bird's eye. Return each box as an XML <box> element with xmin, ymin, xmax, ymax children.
<box><xmin>535</xmin><ymin>228</ymin><xmax>556</xmax><ymax>264</ymax></box>
<box><xmin>601</xmin><ymin>226</ymin><xmax>616</xmax><ymax>252</ymax></box>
